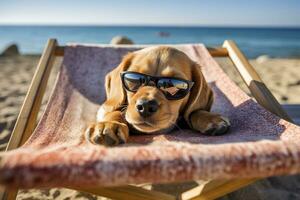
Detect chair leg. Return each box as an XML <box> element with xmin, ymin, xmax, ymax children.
<box><xmin>0</xmin><ymin>189</ymin><xmax>18</xmax><ymax>200</ymax></box>
<box><xmin>0</xmin><ymin>189</ymin><xmax>5</xmax><ymax>200</ymax></box>
<box><xmin>73</xmin><ymin>185</ymin><xmax>176</xmax><ymax>200</ymax></box>
<box><xmin>189</xmin><ymin>179</ymin><xmax>256</xmax><ymax>200</ymax></box>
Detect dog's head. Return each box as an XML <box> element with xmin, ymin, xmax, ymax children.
<box><xmin>100</xmin><ymin>46</ymin><xmax>213</xmax><ymax>133</ymax></box>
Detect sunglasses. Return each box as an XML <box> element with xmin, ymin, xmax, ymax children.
<box><xmin>120</xmin><ymin>71</ymin><xmax>194</xmax><ymax>100</ymax></box>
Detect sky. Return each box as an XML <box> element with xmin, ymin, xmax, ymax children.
<box><xmin>0</xmin><ymin>0</ymin><xmax>300</xmax><ymax>27</ymax></box>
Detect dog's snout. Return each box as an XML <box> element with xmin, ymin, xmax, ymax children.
<box><xmin>136</xmin><ymin>99</ymin><xmax>159</xmax><ymax>117</ymax></box>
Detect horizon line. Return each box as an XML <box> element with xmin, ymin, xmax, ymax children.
<box><xmin>0</xmin><ymin>23</ymin><xmax>300</xmax><ymax>28</ymax></box>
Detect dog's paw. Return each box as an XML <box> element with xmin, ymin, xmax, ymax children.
<box><xmin>201</xmin><ymin>116</ymin><xmax>230</xmax><ymax>136</ymax></box>
<box><xmin>191</xmin><ymin>111</ymin><xmax>230</xmax><ymax>136</ymax></box>
<box><xmin>85</xmin><ymin>121</ymin><xmax>129</xmax><ymax>146</ymax></box>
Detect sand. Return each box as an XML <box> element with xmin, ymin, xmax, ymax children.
<box><xmin>0</xmin><ymin>55</ymin><xmax>300</xmax><ymax>199</ymax></box>
<box><xmin>216</xmin><ymin>57</ymin><xmax>300</xmax><ymax>103</ymax></box>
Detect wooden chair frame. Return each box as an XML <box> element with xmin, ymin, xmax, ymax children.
<box><xmin>0</xmin><ymin>39</ymin><xmax>292</xmax><ymax>200</ymax></box>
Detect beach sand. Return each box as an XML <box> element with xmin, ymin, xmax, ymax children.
<box><xmin>0</xmin><ymin>55</ymin><xmax>300</xmax><ymax>199</ymax></box>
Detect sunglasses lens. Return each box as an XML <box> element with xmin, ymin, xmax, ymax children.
<box><xmin>123</xmin><ymin>73</ymin><xmax>146</xmax><ymax>91</ymax></box>
<box><xmin>157</xmin><ymin>78</ymin><xmax>189</xmax><ymax>99</ymax></box>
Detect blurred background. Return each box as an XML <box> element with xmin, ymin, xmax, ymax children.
<box><xmin>1</xmin><ymin>0</ymin><xmax>300</xmax><ymax>58</ymax></box>
<box><xmin>0</xmin><ymin>0</ymin><xmax>300</xmax><ymax>199</ymax></box>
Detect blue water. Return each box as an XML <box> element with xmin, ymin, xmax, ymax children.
<box><xmin>0</xmin><ymin>26</ymin><xmax>300</xmax><ymax>58</ymax></box>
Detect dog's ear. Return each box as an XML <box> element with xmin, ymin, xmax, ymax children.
<box><xmin>183</xmin><ymin>63</ymin><xmax>214</xmax><ymax>126</ymax></box>
<box><xmin>101</xmin><ymin>53</ymin><xmax>134</xmax><ymax>113</ymax></box>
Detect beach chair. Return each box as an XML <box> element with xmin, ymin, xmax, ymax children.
<box><xmin>1</xmin><ymin>38</ymin><xmax>300</xmax><ymax>200</ymax></box>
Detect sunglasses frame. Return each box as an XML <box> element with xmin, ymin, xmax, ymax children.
<box><xmin>120</xmin><ymin>71</ymin><xmax>194</xmax><ymax>100</ymax></box>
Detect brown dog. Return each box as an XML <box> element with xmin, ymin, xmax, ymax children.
<box><xmin>86</xmin><ymin>46</ymin><xmax>230</xmax><ymax>146</ymax></box>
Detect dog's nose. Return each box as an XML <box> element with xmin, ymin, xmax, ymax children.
<box><xmin>136</xmin><ymin>99</ymin><xmax>159</xmax><ymax>117</ymax></box>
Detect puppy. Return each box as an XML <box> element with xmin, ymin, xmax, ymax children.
<box><xmin>86</xmin><ymin>46</ymin><xmax>230</xmax><ymax>146</ymax></box>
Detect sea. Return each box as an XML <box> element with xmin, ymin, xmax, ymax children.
<box><xmin>0</xmin><ymin>26</ymin><xmax>300</xmax><ymax>58</ymax></box>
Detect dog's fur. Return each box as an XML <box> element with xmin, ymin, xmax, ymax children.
<box><xmin>86</xmin><ymin>46</ymin><xmax>230</xmax><ymax>146</ymax></box>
